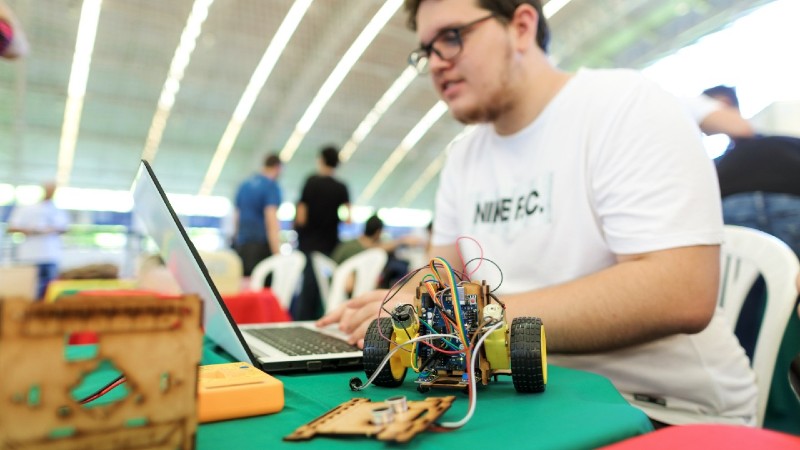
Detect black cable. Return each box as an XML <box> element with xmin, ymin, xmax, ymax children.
<box><xmin>463</xmin><ymin>257</ymin><xmax>504</xmax><ymax>292</ymax></box>
<box><xmin>78</xmin><ymin>375</ymin><xmax>126</xmax><ymax>404</ymax></box>
<box><xmin>488</xmin><ymin>292</ymin><xmax>506</xmax><ymax>309</ymax></box>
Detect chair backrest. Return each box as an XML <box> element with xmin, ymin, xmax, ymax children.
<box><xmin>325</xmin><ymin>248</ymin><xmax>388</xmax><ymax>313</ymax></box>
<box><xmin>198</xmin><ymin>249</ymin><xmax>243</xmax><ymax>296</ymax></box>
<box><xmin>0</xmin><ymin>265</ymin><xmax>38</xmax><ymax>300</ymax></box>
<box><xmin>718</xmin><ymin>224</ymin><xmax>800</xmax><ymax>426</ymax></box>
<box><xmin>249</xmin><ymin>252</ymin><xmax>306</xmax><ymax>310</ymax></box>
<box><xmin>310</xmin><ymin>251</ymin><xmax>337</xmax><ymax>304</ymax></box>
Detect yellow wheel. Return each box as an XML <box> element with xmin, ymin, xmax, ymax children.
<box><xmin>363</xmin><ymin>318</ymin><xmax>407</xmax><ymax>387</ymax></box>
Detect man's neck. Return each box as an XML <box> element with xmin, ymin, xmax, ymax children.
<box><xmin>357</xmin><ymin>235</ymin><xmax>377</xmax><ymax>248</ymax></box>
<box><xmin>493</xmin><ymin>62</ymin><xmax>572</xmax><ymax>136</ymax></box>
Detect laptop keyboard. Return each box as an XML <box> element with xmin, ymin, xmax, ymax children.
<box><xmin>247</xmin><ymin>326</ymin><xmax>358</xmax><ymax>356</ymax></box>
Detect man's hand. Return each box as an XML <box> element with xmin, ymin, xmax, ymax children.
<box><xmin>317</xmin><ymin>288</ymin><xmax>413</xmax><ymax>348</ymax></box>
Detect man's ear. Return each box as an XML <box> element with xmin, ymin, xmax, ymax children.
<box><xmin>510</xmin><ymin>3</ymin><xmax>540</xmax><ymax>54</ymax></box>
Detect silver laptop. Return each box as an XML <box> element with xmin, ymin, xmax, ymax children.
<box><xmin>131</xmin><ymin>160</ymin><xmax>362</xmax><ymax>373</ymax></box>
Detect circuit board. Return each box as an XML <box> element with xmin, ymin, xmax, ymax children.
<box><xmin>416</xmin><ymin>285</ymin><xmax>481</xmax><ymax>386</ymax></box>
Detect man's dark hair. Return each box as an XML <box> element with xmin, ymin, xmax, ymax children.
<box><xmin>264</xmin><ymin>153</ymin><xmax>281</xmax><ymax>168</ymax></box>
<box><xmin>320</xmin><ymin>145</ymin><xmax>340</xmax><ymax>169</ymax></box>
<box><xmin>702</xmin><ymin>85</ymin><xmax>740</xmax><ymax>109</ymax></box>
<box><xmin>364</xmin><ymin>215</ymin><xmax>384</xmax><ymax>238</ymax></box>
<box><xmin>404</xmin><ymin>0</ymin><xmax>550</xmax><ymax>53</ymax></box>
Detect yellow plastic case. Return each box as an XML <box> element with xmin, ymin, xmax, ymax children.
<box><xmin>197</xmin><ymin>362</ymin><xmax>284</xmax><ymax>423</ymax></box>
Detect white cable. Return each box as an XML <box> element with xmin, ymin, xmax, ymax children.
<box><xmin>354</xmin><ymin>333</ymin><xmax>459</xmax><ymax>390</ymax></box>
<box><xmin>439</xmin><ymin>321</ymin><xmax>504</xmax><ymax>428</ymax></box>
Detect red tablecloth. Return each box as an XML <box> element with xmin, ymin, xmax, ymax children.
<box><xmin>600</xmin><ymin>424</ymin><xmax>800</xmax><ymax>450</ymax></box>
<box><xmin>221</xmin><ymin>288</ymin><xmax>291</xmax><ymax>324</ymax></box>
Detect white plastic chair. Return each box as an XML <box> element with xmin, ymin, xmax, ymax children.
<box><xmin>310</xmin><ymin>251</ymin><xmax>338</xmax><ymax>305</ymax></box>
<box><xmin>324</xmin><ymin>248</ymin><xmax>388</xmax><ymax>313</ymax></box>
<box><xmin>717</xmin><ymin>225</ymin><xmax>800</xmax><ymax>426</ymax></box>
<box><xmin>198</xmin><ymin>249</ymin><xmax>243</xmax><ymax>296</ymax></box>
<box><xmin>249</xmin><ymin>252</ymin><xmax>306</xmax><ymax>310</ymax></box>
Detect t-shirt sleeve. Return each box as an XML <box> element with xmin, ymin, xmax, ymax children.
<box><xmin>7</xmin><ymin>205</ymin><xmax>24</xmax><ymax>228</ymax></box>
<box><xmin>261</xmin><ymin>181</ymin><xmax>281</xmax><ymax>208</ymax></box>
<box><xmin>679</xmin><ymin>95</ymin><xmax>724</xmax><ymax>125</ymax></box>
<box><xmin>591</xmin><ymin>78</ymin><xmax>724</xmax><ymax>254</ymax></box>
<box><xmin>53</xmin><ymin>207</ymin><xmax>70</xmax><ymax>230</ymax></box>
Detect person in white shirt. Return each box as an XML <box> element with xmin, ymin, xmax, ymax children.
<box><xmin>682</xmin><ymin>85</ymin><xmax>755</xmax><ymax>140</ymax></box>
<box><xmin>318</xmin><ymin>0</ymin><xmax>756</xmax><ymax>427</ymax></box>
<box><xmin>7</xmin><ymin>182</ymin><xmax>70</xmax><ymax>299</ymax></box>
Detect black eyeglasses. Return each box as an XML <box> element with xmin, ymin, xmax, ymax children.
<box><xmin>408</xmin><ymin>13</ymin><xmax>496</xmax><ymax>74</ymax></box>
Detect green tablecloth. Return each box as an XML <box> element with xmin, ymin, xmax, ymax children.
<box><xmin>198</xmin><ymin>344</ymin><xmax>653</xmax><ymax>449</ymax></box>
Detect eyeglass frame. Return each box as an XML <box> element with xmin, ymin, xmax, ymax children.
<box><xmin>408</xmin><ymin>13</ymin><xmax>497</xmax><ymax>74</ymax></box>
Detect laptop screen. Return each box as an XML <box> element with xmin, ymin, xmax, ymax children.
<box><xmin>131</xmin><ymin>160</ymin><xmax>253</xmax><ymax>364</ymax></box>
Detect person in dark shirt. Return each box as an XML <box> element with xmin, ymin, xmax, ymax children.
<box><xmin>293</xmin><ymin>146</ymin><xmax>351</xmax><ymax>320</ymax></box>
<box><xmin>715</xmin><ymin>135</ymin><xmax>800</xmax><ymax>256</ymax></box>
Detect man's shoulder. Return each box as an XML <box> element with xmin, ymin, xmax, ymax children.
<box><xmin>575</xmin><ymin>67</ymin><xmax>650</xmax><ymax>86</ymax></box>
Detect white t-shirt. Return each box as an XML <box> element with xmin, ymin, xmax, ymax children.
<box><xmin>433</xmin><ymin>68</ymin><xmax>757</xmax><ymax>425</ymax></box>
<box><xmin>8</xmin><ymin>200</ymin><xmax>69</xmax><ymax>264</ymax></box>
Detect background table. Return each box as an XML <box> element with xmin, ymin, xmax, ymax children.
<box><xmin>198</xmin><ymin>343</ymin><xmax>653</xmax><ymax>449</ymax></box>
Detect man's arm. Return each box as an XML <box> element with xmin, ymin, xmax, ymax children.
<box><xmin>698</xmin><ymin>107</ymin><xmax>755</xmax><ymax>140</ymax></box>
<box><xmin>294</xmin><ymin>202</ymin><xmax>307</xmax><ymax>228</ymax></box>
<box><xmin>264</xmin><ymin>205</ymin><xmax>281</xmax><ymax>255</ymax></box>
<box><xmin>231</xmin><ymin>208</ymin><xmax>240</xmax><ymax>240</ymax></box>
<box><xmin>500</xmin><ymin>244</ymin><xmax>719</xmax><ymax>353</ymax></box>
<box><xmin>321</xmin><ymin>243</ymin><xmax>719</xmax><ymax>351</ymax></box>
<box><xmin>318</xmin><ymin>243</ymin><xmax>462</xmax><ymax>346</ymax></box>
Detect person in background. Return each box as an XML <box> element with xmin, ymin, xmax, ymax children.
<box><xmin>682</xmin><ymin>85</ymin><xmax>755</xmax><ymax>141</ymax></box>
<box><xmin>0</xmin><ymin>0</ymin><xmax>29</xmax><ymax>59</ymax></box>
<box><xmin>319</xmin><ymin>0</ymin><xmax>756</xmax><ymax>427</ymax></box>
<box><xmin>716</xmin><ymin>135</ymin><xmax>800</xmax><ymax>256</ymax></box>
<box><xmin>293</xmin><ymin>145</ymin><xmax>351</xmax><ymax>320</ymax></box>
<box><xmin>331</xmin><ymin>214</ymin><xmax>423</xmax><ymax>293</ymax></box>
<box><xmin>331</xmin><ymin>214</ymin><xmax>421</xmax><ymax>265</ymax></box>
<box><xmin>7</xmin><ymin>182</ymin><xmax>70</xmax><ymax>299</ymax></box>
<box><xmin>233</xmin><ymin>153</ymin><xmax>283</xmax><ymax>281</ymax></box>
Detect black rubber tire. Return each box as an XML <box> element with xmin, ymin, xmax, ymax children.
<box><xmin>510</xmin><ymin>317</ymin><xmax>546</xmax><ymax>393</ymax></box>
<box><xmin>363</xmin><ymin>318</ymin><xmax>407</xmax><ymax>387</ymax></box>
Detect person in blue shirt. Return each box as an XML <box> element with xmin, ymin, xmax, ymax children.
<box><xmin>233</xmin><ymin>154</ymin><xmax>283</xmax><ymax>279</ymax></box>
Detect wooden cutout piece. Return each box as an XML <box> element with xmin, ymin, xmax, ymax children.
<box><xmin>284</xmin><ymin>396</ymin><xmax>456</xmax><ymax>443</ymax></box>
<box><xmin>0</xmin><ymin>295</ymin><xmax>202</xmax><ymax>450</ymax></box>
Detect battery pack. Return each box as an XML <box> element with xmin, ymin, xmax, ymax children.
<box><xmin>197</xmin><ymin>362</ymin><xmax>284</xmax><ymax>423</ymax></box>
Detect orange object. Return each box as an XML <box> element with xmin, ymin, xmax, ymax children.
<box><xmin>197</xmin><ymin>362</ymin><xmax>284</xmax><ymax>423</ymax></box>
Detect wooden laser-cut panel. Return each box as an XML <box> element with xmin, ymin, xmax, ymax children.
<box><xmin>284</xmin><ymin>396</ymin><xmax>456</xmax><ymax>443</ymax></box>
<box><xmin>0</xmin><ymin>295</ymin><xmax>202</xmax><ymax>450</ymax></box>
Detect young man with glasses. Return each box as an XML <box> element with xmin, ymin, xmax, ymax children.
<box><xmin>320</xmin><ymin>0</ymin><xmax>756</xmax><ymax>426</ymax></box>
